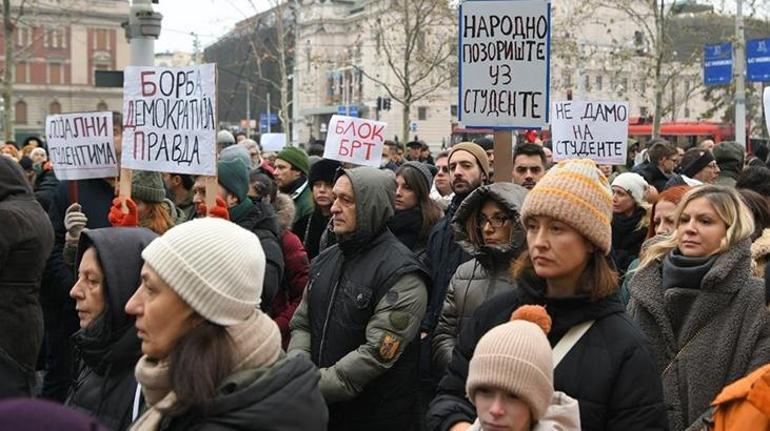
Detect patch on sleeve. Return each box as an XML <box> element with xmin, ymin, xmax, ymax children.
<box><xmin>389</xmin><ymin>311</ymin><xmax>410</xmax><ymax>331</ymax></box>
<box><xmin>385</xmin><ymin>290</ymin><xmax>399</xmax><ymax>304</ymax></box>
<box><xmin>378</xmin><ymin>332</ymin><xmax>402</xmax><ymax>362</ymax></box>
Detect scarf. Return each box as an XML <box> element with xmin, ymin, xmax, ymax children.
<box><xmin>228</xmin><ymin>198</ymin><xmax>254</xmax><ymax>222</ymax></box>
<box><xmin>661</xmin><ymin>250</ymin><xmax>719</xmax><ymax>290</ymax></box>
<box><xmin>130</xmin><ymin>311</ymin><xmax>282</xmax><ymax>431</ymax></box>
<box><xmin>388</xmin><ymin>207</ymin><xmax>423</xmax><ymax>249</ymax></box>
<box><xmin>612</xmin><ymin>207</ymin><xmax>646</xmax><ymax>250</ymax></box>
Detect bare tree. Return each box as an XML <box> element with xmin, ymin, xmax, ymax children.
<box><xmin>356</xmin><ymin>0</ymin><xmax>455</xmax><ymax>142</ymax></box>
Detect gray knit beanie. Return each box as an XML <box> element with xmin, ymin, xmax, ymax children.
<box><xmin>141</xmin><ymin>218</ymin><xmax>266</xmax><ymax>326</ymax></box>
<box><xmin>400</xmin><ymin>161</ymin><xmax>434</xmax><ymax>192</ymax></box>
<box><xmin>132</xmin><ymin>170</ymin><xmax>166</xmax><ymax>203</ymax></box>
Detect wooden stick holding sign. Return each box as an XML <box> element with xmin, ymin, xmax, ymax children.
<box><xmin>118</xmin><ymin>168</ymin><xmax>133</xmax><ymax>213</ymax></box>
<box><xmin>493</xmin><ymin>130</ymin><xmax>513</xmax><ymax>183</ymax></box>
<box><xmin>205</xmin><ymin>175</ymin><xmax>217</xmax><ymax>216</ymax></box>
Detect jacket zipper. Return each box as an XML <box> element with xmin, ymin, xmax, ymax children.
<box><xmin>317</xmin><ymin>279</ymin><xmax>340</xmax><ymax>365</ymax></box>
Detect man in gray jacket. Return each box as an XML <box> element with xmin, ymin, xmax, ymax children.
<box><xmin>290</xmin><ymin>166</ymin><xmax>428</xmax><ymax>431</ymax></box>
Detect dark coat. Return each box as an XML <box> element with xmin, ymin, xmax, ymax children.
<box><xmin>611</xmin><ymin>207</ymin><xmax>648</xmax><ymax>276</ymax></box>
<box><xmin>628</xmin><ymin>239</ymin><xmax>770</xmax><ymax>431</ymax></box>
<box><xmin>423</xmin><ymin>194</ymin><xmax>473</xmax><ymax>332</ymax></box>
<box><xmin>0</xmin><ymin>157</ymin><xmax>54</xmax><ymax>397</ymax></box>
<box><xmin>427</xmin><ymin>271</ymin><xmax>668</xmax><ymax>431</ymax></box>
<box><xmin>231</xmin><ymin>201</ymin><xmax>284</xmax><ymax>312</ymax></box>
<box><xmin>160</xmin><ymin>354</ymin><xmax>328</xmax><ymax>431</ymax></box>
<box><xmin>66</xmin><ymin>228</ymin><xmax>157</xmax><ymax>430</ymax></box>
<box><xmin>633</xmin><ymin>162</ymin><xmax>670</xmax><ymax>192</ymax></box>
<box><xmin>33</xmin><ymin>166</ymin><xmax>59</xmax><ymax>212</ymax></box>
<box><xmin>40</xmin><ymin>178</ymin><xmax>114</xmax><ymax>400</ymax></box>
<box><xmin>294</xmin><ymin>207</ymin><xmax>330</xmax><ymax>261</ymax></box>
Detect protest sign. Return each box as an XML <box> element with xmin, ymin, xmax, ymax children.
<box><xmin>551</xmin><ymin>101</ymin><xmax>629</xmax><ymax>165</ymax></box>
<box><xmin>45</xmin><ymin>112</ymin><xmax>117</xmax><ymax>180</ymax></box>
<box><xmin>121</xmin><ymin>63</ymin><xmax>217</xmax><ymax>176</ymax></box>
<box><xmin>261</xmin><ymin>133</ymin><xmax>287</xmax><ymax>152</ymax></box>
<box><xmin>459</xmin><ymin>0</ymin><xmax>551</xmax><ymax>129</ymax></box>
<box><xmin>323</xmin><ymin>115</ymin><xmax>386</xmax><ymax>167</ymax></box>
<box><xmin>764</xmin><ymin>88</ymin><xmax>770</xmax><ymax>138</ymax></box>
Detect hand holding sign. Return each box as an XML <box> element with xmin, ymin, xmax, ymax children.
<box><xmin>323</xmin><ymin>115</ymin><xmax>387</xmax><ymax>167</ymax></box>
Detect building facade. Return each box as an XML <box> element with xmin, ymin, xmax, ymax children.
<box><xmin>0</xmin><ymin>0</ymin><xmax>130</xmax><ymax>143</ymax></box>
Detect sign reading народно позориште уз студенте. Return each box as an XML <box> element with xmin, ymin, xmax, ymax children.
<box><xmin>459</xmin><ymin>0</ymin><xmax>551</xmax><ymax>129</ymax></box>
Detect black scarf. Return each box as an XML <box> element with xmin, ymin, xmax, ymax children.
<box><xmin>280</xmin><ymin>175</ymin><xmax>307</xmax><ymax>195</ymax></box>
<box><xmin>388</xmin><ymin>208</ymin><xmax>423</xmax><ymax>249</ymax></box>
<box><xmin>612</xmin><ymin>207</ymin><xmax>646</xmax><ymax>250</ymax></box>
<box><xmin>662</xmin><ymin>250</ymin><xmax>719</xmax><ymax>290</ymax></box>
<box><xmin>73</xmin><ymin>313</ymin><xmax>140</xmax><ymax>376</ymax></box>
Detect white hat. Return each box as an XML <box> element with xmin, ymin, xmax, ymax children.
<box><xmin>611</xmin><ymin>172</ymin><xmax>648</xmax><ymax>206</ymax></box>
<box><xmin>141</xmin><ymin>218</ymin><xmax>265</xmax><ymax>326</ymax></box>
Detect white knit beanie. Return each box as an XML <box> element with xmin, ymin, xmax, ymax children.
<box><xmin>466</xmin><ymin>306</ymin><xmax>554</xmax><ymax>421</ymax></box>
<box><xmin>611</xmin><ymin>172</ymin><xmax>648</xmax><ymax>207</ymax></box>
<box><xmin>141</xmin><ymin>217</ymin><xmax>266</xmax><ymax>326</ymax></box>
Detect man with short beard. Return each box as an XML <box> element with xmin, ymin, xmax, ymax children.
<box><xmin>274</xmin><ymin>147</ymin><xmax>313</xmax><ymax>231</ymax></box>
<box><xmin>512</xmin><ymin>143</ymin><xmax>546</xmax><ymax>190</ymax></box>
<box><xmin>423</xmin><ymin>143</ymin><xmax>489</xmax><ymax>336</ymax></box>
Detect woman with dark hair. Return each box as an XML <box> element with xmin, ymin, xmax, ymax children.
<box><xmin>66</xmin><ymin>228</ymin><xmax>157</xmax><ymax>430</ymax></box>
<box><xmin>428</xmin><ymin>160</ymin><xmax>666</xmax><ymax>431</ymax></box>
<box><xmin>431</xmin><ymin>182</ymin><xmax>528</xmax><ymax>375</ymax></box>
<box><xmin>610</xmin><ymin>172</ymin><xmax>651</xmax><ymax>276</ymax></box>
<box><xmin>388</xmin><ymin>162</ymin><xmax>443</xmax><ymax>258</ymax></box>
<box><xmin>629</xmin><ymin>185</ymin><xmax>770</xmax><ymax>430</ymax></box>
<box><xmin>125</xmin><ymin>218</ymin><xmax>327</xmax><ymax>430</ymax></box>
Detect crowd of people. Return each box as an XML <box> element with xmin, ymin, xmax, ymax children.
<box><xmin>2</xmin><ymin>120</ymin><xmax>770</xmax><ymax>430</ymax></box>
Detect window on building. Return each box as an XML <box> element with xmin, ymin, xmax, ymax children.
<box><xmin>96</xmin><ymin>29</ymin><xmax>108</xmax><ymax>50</ymax></box>
<box><xmin>418</xmin><ymin>107</ymin><xmax>427</xmax><ymax>121</ymax></box>
<box><xmin>16</xmin><ymin>27</ymin><xmax>30</xmax><ymax>47</ymax></box>
<box><xmin>49</xmin><ymin>101</ymin><xmax>61</xmax><ymax>114</ymax></box>
<box><xmin>44</xmin><ymin>28</ymin><xmax>65</xmax><ymax>48</ymax></box>
<box><xmin>15</xmin><ymin>100</ymin><xmax>27</xmax><ymax>125</ymax></box>
<box><xmin>595</xmin><ymin>75</ymin><xmax>603</xmax><ymax>91</ymax></box>
<box><xmin>50</xmin><ymin>63</ymin><xmax>62</xmax><ymax>85</ymax></box>
<box><xmin>15</xmin><ymin>62</ymin><xmax>27</xmax><ymax>83</ymax></box>
<box><xmin>450</xmin><ymin>104</ymin><xmax>458</xmax><ymax>117</ymax></box>
<box><xmin>640</xmin><ymin>77</ymin><xmax>647</xmax><ymax>94</ymax></box>
<box><xmin>562</xmin><ymin>70</ymin><xmax>572</xmax><ymax>89</ymax></box>
<box><xmin>583</xmin><ymin>74</ymin><xmax>590</xmax><ymax>91</ymax></box>
<box><xmin>97</xmin><ymin>101</ymin><xmax>108</xmax><ymax>111</ymax></box>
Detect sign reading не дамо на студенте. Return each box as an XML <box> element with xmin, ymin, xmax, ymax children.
<box><xmin>459</xmin><ymin>0</ymin><xmax>551</xmax><ymax>129</ymax></box>
<box><xmin>121</xmin><ymin>64</ymin><xmax>217</xmax><ymax>176</ymax></box>
<box><xmin>551</xmin><ymin>101</ymin><xmax>629</xmax><ymax>166</ymax></box>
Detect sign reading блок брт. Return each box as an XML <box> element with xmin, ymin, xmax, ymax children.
<box><xmin>459</xmin><ymin>0</ymin><xmax>551</xmax><ymax>129</ymax></box>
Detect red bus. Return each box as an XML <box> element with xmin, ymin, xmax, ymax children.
<box><xmin>628</xmin><ymin>119</ymin><xmax>735</xmax><ymax>148</ymax></box>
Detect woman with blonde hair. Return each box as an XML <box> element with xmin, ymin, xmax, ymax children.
<box><xmin>628</xmin><ymin>185</ymin><xmax>770</xmax><ymax>431</ymax></box>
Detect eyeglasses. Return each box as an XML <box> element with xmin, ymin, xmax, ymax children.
<box><xmin>478</xmin><ymin>214</ymin><xmax>511</xmax><ymax>228</ymax></box>
<box><xmin>437</xmin><ymin>166</ymin><xmax>449</xmax><ymax>174</ymax></box>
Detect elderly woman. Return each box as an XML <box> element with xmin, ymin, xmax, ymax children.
<box><xmin>629</xmin><ymin>185</ymin><xmax>770</xmax><ymax>430</ymax></box>
<box><xmin>125</xmin><ymin>218</ymin><xmax>327</xmax><ymax>430</ymax></box>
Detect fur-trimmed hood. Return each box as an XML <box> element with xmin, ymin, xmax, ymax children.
<box><xmin>751</xmin><ymin>228</ymin><xmax>770</xmax><ymax>277</ymax></box>
<box><xmin>273</xmin><ymin>192</ymin><xmax>296</xmax><ymax>233</ymax></box>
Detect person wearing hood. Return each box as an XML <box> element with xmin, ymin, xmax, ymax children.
<box><xmin>665</xmin><ymin>148</ymin><xmax>720</xmax><ymax>189</ymax></box>
<box><xmin>125</xmin><ymin>218</ymin><xmax>328</xmax><ymax>430</ymax></box>
<box><xmin>611</xmin><ymin>172</ymin><xmax>651</xmax><ymax>276</ymax></box>
<box><xmin>41</xmin><ymin>111</ymin><xmax>123</xmax><ymax>401</ymax></box>
<box><xmin>271</xmin><ymin>192</ymin><xmax>310</xmax><ymax>348</ymax></box>
<box><xmin>192</xmin><ymin>159</ymin><xmax>284</xmax><ymax>312</ymax></box>
<box><xmin>424</xmin><ymin>143</ymin><xmax>490</xmax><ymax>336</ymax></box>
<box><xmin>289</xmin><ymin>167</ymin><xmax>428</xmax><ymax>430</ymax></box>
<box><xmin>274</xmin><ymin>146</ymin><xmax>313</xmax><ymax>230</ymax></box>
<box><xmin>628</xmin><ymin>185</ymin><xmax>770</xmax><ymax>430</ymax></box>
<box><xmin>427</xmin><ymin>160</ymin><xmax>667</xmax><ymax>431</ymax></box>
<box><xmin>65</xmin><ymin>228</ymin><xmax>157</xmax><ymax>430</ymax></box>
<box><xmin>388</xmin><ymin>161</ymin><xmax>443</xmax><ymax>259</ymax></box>
<box><xmin>713</xmin><ymin>141</ymin><xmax>745</xmax><ymax>187</ymax></box>
<box><xmin>0</xmin><ymin>157</ymin><xmax>54</xmax><ymax>397</ymax></box>
<box><xmin>293</xmin><ymin>158</ymin><xmax>341</xmax><ymax>260</ymax></box>
<box><xmin>432</xmin><ymin>182</ymin><xmax>528</xmax><ymax>375</ymax></box>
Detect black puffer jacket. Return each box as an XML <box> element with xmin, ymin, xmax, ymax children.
<box><xmin>431</xmin><ymin>183</ymin><xmax>527</xmax><ymax>374</ymax></box>
<box><xmin>611</xmin><ymin>207</ymin><xmax>648</xmax><ymax>276</ymax></box>
<box><xmin>160</xmin><ymin>354</ymin><xmax>328</xmax><ymax>431</ymax></box>
<box><xmin>231</xmin><ymin>200</ymin><xmax>284</xmax><ymax>311</ymax></box>
<box><xmin>0</xmin><ymin>157</ymin><xmax>54</xmax><ymax>397</ymax></box>
<box><xmin>633</xmin><ymin>162</ymin><xmax>670</xmax><ymax>193</ymax></box>
<box><xmin>66</xmin><ymin>227</ymin><xmax>157</xmax><ymax>430</ymax></box>
<box><xmin>427</xmin><ymin>269</ymin><xmax>668</xmax><ymax>431</ymax></box>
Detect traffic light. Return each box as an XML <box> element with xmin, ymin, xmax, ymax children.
<box><xmin>383</xmin><ymin>98</ymin><xmax>392</xmax><ymax>110</ymax></box>
<box><xmin>376</xmin><ymin>96</ymin><xmax>383</xmax><ymax>111</ymax></box>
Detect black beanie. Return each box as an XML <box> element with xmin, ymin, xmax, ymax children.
<box><xmin>309</xmin><ymin>158</ymin><xmax>342</xmax><ymax>186</ymax></box>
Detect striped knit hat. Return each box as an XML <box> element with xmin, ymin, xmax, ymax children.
<box><xmin>520</xmin><ymin>159</ymin><xmax>613</xmax><ymax>255</ymax></box>
<box><xmin>141</xmin><ymin>217</ymin><xmax>265</xmax><ymax>326</ymax></box>
<box><xmin>467</xmin><ymin>305</ymin><xmax>554</xmax><ymax>421</ymax></box>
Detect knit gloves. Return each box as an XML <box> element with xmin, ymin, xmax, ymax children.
<box><xmin>195</xmin><ymin>197</ymin><xmax>230</xmax><ymax>221</ymax></box>
<box><xmin>63</xmin><ymin>203</ymin><xmax>87</xmax><ymax>267</ymax></box>
<box><xmin>109</xmin><ymin>197</ymin><xmax>139</xmax><ymax>227</ymax></box>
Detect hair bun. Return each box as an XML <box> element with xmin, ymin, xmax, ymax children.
<box><xmin>510</xmin><ymin>305</ymin><xmax>552</xmax><ymax>334</ymax></box>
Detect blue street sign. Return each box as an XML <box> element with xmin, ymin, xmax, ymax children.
<box><xmin>410</xmin><ymin>122</ymin><xmax>417</xmax><ymax>132</ymax></box>
<box><xmin>704</xmin><ymin>43</ymin><xmax>733</xmax><ymax>86</ymax></box>
<box><xmin>260</xmin><ymin>122</ymin><xmax>268</xmax><ymax>133</ymax></box>
<box><xmin>747</xmin><ymin>38</ymin><xmax>770</xmax><ymax>82</ymax></box>
<box><xmin>349</xmin><ymin>105</ymin><xmax>359</xmax><ymax>117</ymax></box>
<box><xmin>337</xmin><ymin>105</ymin><xmax>347</xmax><ymax>115</ymax></box>
<box><xmin>259</xmin><ymin>113</ymin><xmax>279</xmax><ymax>124</ymax></box>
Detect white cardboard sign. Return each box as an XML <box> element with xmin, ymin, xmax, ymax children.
<box><xmin>45</xmin><ymin>112</ymin><xmax>117</xmax><ymax>180</ymax></box>
<box><xmin>260</xmin><ymin>133</ymin><xmax>287</xmax><ymax>152</ymax></box>
<box><xmin>551</xmin><ymin>101</ymin><xmax>629</xmax><ymax>165</ymax></box>
<box><xmin>459</xmin><ymin>0</ymin><xmax>551</xmax><ymax>128</ymax></box>
<box><xmin>121</xmin><ymin>64</ymin><xmax>217</xmax><ymax>175</ymax></box>
<box><xmin>323</xmin><ymin>115</ymin><xmax>387</xmax><ymax>167</ymax></box>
